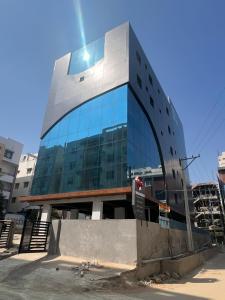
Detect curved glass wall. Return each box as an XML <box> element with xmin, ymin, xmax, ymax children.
<box><xmin>31</xmin><ymin>85</ymin><xmax>128</xmax><ymax>195</ymax></box>
<box><xmin>68</xmin><ymin>37</ymin><xmax>104</xmax><ymax>75</ymax></box>
<box><xmin>31</xmin><ymin>85</ymin><xmax>165</xmax><ymax>196</ymax></box>
<box><xmin>127</xmin><ymin>89</ymin><xmax>165</xmax><ymax>200</ymax></box>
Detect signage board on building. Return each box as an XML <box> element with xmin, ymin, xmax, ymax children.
<box><xmin>132</xmin><ymin>177</ymin><xmax>146</xmax><ymax>220</ymax></box>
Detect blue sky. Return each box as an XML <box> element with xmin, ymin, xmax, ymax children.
<box><xmin>0</xmin><ymin>0</ymin><xmax>225</xmax><ymax>184</ymax></box>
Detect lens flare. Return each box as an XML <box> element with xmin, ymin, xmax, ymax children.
<box><xmin>83</xmin><ymin>51</ymin><xmax>90</xmax><ymax>61</ymax></box>
<box><xmin>73</xmin><ymin>0</ymin><xmax>86</xmax><ymax>48</ymax></box>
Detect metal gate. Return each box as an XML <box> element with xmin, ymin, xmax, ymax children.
<box><xmin>0</xmin><ymin>220</ymin><xmax>13</xmax><ymax>248</ymax></box>
<box><xmin>19</xmin><ymin>220</ymin><xmax>51</xmax><ymax>253</ymax></box>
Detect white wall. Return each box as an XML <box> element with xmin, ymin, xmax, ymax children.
<box><xmin>0</xmin><ymin>137</ymin><xmax>23</xmax><ymax>207</ymax></box>
<box><xmin>9</xmin><ymin>153</ymin><xmax>37</xmax><ymax>213</ymax></box>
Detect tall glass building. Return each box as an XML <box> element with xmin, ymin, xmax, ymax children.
<box><xmin>22</xmin><ymin>23</ymin><xmax>190</xmax><ymax>222</ymax></box>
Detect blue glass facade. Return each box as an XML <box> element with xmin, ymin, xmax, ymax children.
<box><xmin>68</xmin><ymin>37</ymin><xmax>104</xmax><ymax>75</ymax></box>
<box><xmin>31</xmin><ymin>85</ymin><xmax>165</xmax><ymax>196</ymax></box>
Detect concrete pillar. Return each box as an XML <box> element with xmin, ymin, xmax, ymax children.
<box><xmin>41</xmin><ymin>204</ymin><xmax>52</xmax><ymax>222</ymax></box>
<box><xmin>70</xmin><ymin>209</ymin><xmax>79</xmax><ymax>219</ymax></box>
<box><xmin>92</xmin><ymin>201</ymin><xmax>103</xmax><ymax>220</ymax></box>
<box><xmin>114</xmin><ymin>207</ymin><xmax>125</xmax><ymax>219</ymax></box>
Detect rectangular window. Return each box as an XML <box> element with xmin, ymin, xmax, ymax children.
<box><xmin>15</xmin><ymin>183</ymin><xmax>20</xmax><ymax>189</ymax></box>
<box><xmin>137</xmin><ymin>74</ymin><xmax>142</xmax><ymax>89</ymax></box>
<box><xmin>150</xmin><ymin>96</ymin><xmax>154</xmax><ymax>108</ymax></box>
<box><xmin>24</xmin><ymin>182</ymin><xmax>29</xmax><ymax>188</ymax></box>
<box><xmin>27</xmin><ymin>168</ymin><xmax>32</xmax><ymax>174</ymax></box>
<box><xmin>107</xmin><ymin>153</ymin><xmax>114</xmax><ymax>162</ymax></box>
<box><xmin>4</xmin><ymin>149</ymin><xmax>14</xmax><ymax>159</ymax></box>
<box><xmin>12</xmin><ymin>197</ymin><xmax>16</xmax><ymax>203</ymax></box>
<box><xmin>67</xmin><ymin>177</ymin><xmax>73</xmax><ymax>185</ymax></box>
<box><xmin>69</xmin><ymin>162</ymin><xmax>76</xmax><ymax>170</ymax></box>
<box><xmin>106</xmin><ymin>170</ymin><xmax>114</xmax><ymax>180</ymax></box>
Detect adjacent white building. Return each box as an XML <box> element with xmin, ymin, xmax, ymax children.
<box><xmin>0</xmin><ymin>136</ymin><xmax>23</xmax><ymax>213</ymax></box>
<box><xmin>218</xmin><ymin>152</ymin><xmax>225</xmax><ymax>168</ymax></box>
<box><xmin>9</xmin><ymin>153</ymin><xmax>37</xmax><ymax>213</ymax></box>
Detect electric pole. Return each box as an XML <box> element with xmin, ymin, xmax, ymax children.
<box><xmin>180</xmin><ymin>154</ymin><xmax>200</xmax><ymax>252</ymax></box>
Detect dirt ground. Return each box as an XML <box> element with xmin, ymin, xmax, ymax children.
<box><xmin>0</xmin><ymin>249</ymin><xmax>225</xmax><ymax>299</ymax></box>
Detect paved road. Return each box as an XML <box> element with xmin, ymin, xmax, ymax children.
<box><xmin>0</xmin><ymin>250</ymin><xmax>225</xmax><ymax>299</ymax></box>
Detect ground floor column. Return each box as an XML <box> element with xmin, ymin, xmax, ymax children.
<box><xmin>41</xmin><ymin>204</ymin><xmax>52</xmax><ymax>222</ymax></box>
<box><xmin>91</xmin><ymin>200</ymin><xmax>103</xmax><ymax>220</ymax></box>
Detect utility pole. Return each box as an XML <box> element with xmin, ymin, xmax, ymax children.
<box><xmin>180</xmin><ymin>154</ymin><xmax>200</xmax><ymax>252</ymax></box>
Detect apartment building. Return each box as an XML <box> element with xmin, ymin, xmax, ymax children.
<box><xmin>9</xmin><ymin>153</ymin><xmax>37</xmax><ymax>213</ymax></box>
<box><xmin>0</xmin><ymin>136</ymin><xmax>23</xmax><ymax>213</ymax></box>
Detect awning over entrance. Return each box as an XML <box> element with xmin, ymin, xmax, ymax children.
<box><xmin>18</xmin><ymin>186</ymin><xmax>132</xmax><ymax>203</ymax></box>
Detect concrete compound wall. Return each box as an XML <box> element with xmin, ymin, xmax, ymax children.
<box><xmin>137</xmin><ymin>220</ymin><xmax>211</xmax><ymax>262</ymax></box>
<box><xmin>161</xmin><ymin>247</ymin><xmax>218</xmax><ymax>276</ymax></box>
<box><xmin>49</xmin><ymin>219</ymin><xmax>137</xmax><ymax>265</ymax></box>
<box><xmin>49</xmin><ymin>219</ymin><xmax>211</xmax><ymax>265</ymax></box>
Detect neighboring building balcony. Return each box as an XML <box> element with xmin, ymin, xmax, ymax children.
<box><xmin>195</xmin><ymin>206</ymin><xmax>221</xmax><ymax>212</ymax></box>
<box><xmin>2</xmin><ymin>190</ymin><xmax>10</xmax><ymax>199</ymax></box>
<box><xmin>0</xmin><ymin>171</ymin><xmax>15</xmax><ymax>183</ymax></box>
<box><xmin>193</xmin><ymin>194</ymin><xmax>218</xmax><ymax>203</ymax></box>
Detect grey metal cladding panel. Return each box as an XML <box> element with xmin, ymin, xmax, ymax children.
<box><xmin>41</xmin><ymin>22</ymin><xmax>130</xmax><ymax>138</ymax></box>
<box><xmin>128</xmin><ymin>26</ymin><xmax>189</xmax><ymax>213</ymax></box>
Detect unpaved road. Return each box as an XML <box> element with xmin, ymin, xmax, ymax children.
<box><xmin>0</xmin><ymin>250</ymin><xmax>225</xmax><ymax>299</ymax></box>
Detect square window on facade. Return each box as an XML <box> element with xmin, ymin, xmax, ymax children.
<box><xmin>12</xmin><ymin>197</ymin><xmax>16</xmax><ymax>203</ymax></box>
<box><xmin>15</xmin><ymin>183</ymin><xmax>20</xmax><ymax>189</ymax></box>
<box><xmin>166</xmin><ymin>107</ymin><xmax>169</xmax><ymax>116</ymax></box>
<box><xmin>80</xmin><ymin>76</ymin><xmax>84</xmax><ymax>82</ymax></box>
<box><xmin>150</xmin><ymin>96</ymin><xmax>154</xmax><ymax>108</ymax></box>
<box><xmin>24</xmin><ymin>182</ymin><xmax>29</xmax><ymax>188</ymax></box>
<box><xmin>4</xmin><ymin>149</ymin><xmax>14</xmax><ymax>159</ymax></box>
<box><xmin>137</xmin><ymin>74</ymin><xmax>142</xmax><ymax>89</ymax></box>
<box><xmin>148</xmin><ymin>74</ymin><xmax>153</xmax><ymax>85</ymax></box>
<box><xmin>172</xmin><ymin>169</ymin><xmax>176</xmax><ymax>179</ymax></box>
<box><xmin>136</xmin><ymin>51</ymin><xmax>141</xmax><ymax>65</ymax></box>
